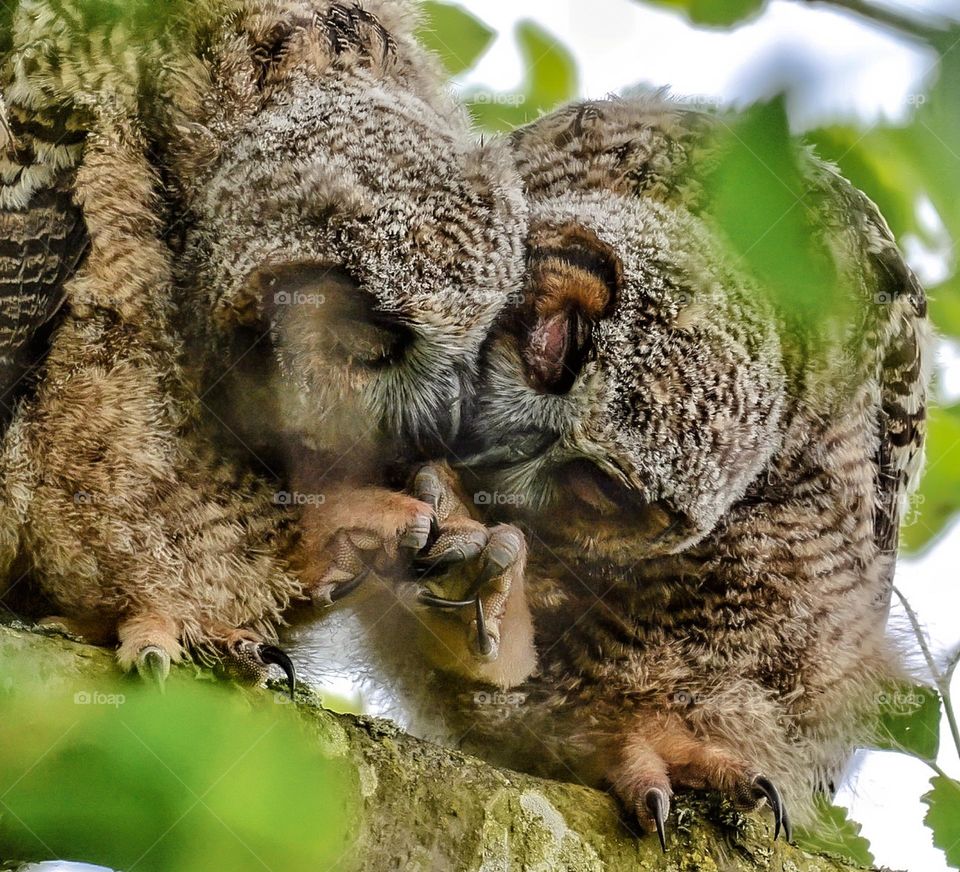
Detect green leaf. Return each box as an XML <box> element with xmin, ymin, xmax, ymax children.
<box><xmin>793</xmin><ymin>799</ymin><xmax>875</xmax><ymax>867</ymax></box>
<box><xmin>700</xmin><ymin>98</ymin><xmax>851</xmax><ymax>334</ymax></box>
<box><xmin>929</xmin><ymin>277</ymin><xmax>960</xmax><ymax>338</ymax></box>
<box><xmin>638</xmin><ymin>0</ymin><xmax>766</xmax><ymax>28</ymax></box>
<box><xmin>416</xmin><ymin>1</ymin><xmax>494</xmax><ymax>77</ymax></box>
<box><xmin>901</xmin><ymin>403</ymin><xmax>960</xmax><ymax>553</ymax></box>
<box><xmin>466</xmin><ymin>20</ymin><xmax>578</xmax><ymax>132</ymax></box>
<box><xmin>0</xmin><ymin>665</ymin><xmax>355</xmax><ymax>871</ymax></box>
<box><xmin>923</xmin><ymin>775</ymin><xmax>960</xmax><ymax>869</ymax></box>
<box><xmin>807</xmin><ymin>125</ymin><xmax>922</xmax><ymax>243</ymax></box>
<box><xmin>874</xmin><ymin>684</ymin><xmax>941</xmax><ymax>761</ymax></box>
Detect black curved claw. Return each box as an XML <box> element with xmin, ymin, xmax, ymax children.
<box><xmin>417</xmin><ymin>590</ymin><xmax>477</xmax><ymax>609</ymax></box>
<box><xmin>259</xmin><ymin>645</ymin><xmax>297</xmax><ymax>699</ymax></box>
<box><xmin>645</xmin><ymin>788</ymin><xmax>669</xmax><ymax>853</ymax></box>
<box><xmin>474</xmin><ymin>596</ymin><xmax>492</xmax><ymax>657</ymax></box>
<box><xmin>752</xmin><ymin>775</ymin><xmax>787</xmax><ymax>842</ymax></box>
<box><xmin>413</xmin><ymin>541</ymin><xmax>484</xmax><ymax>578</ymax></box>
<box><xmin>416</xmin><ymin>556</ymin><xmax>493</xmax><ymax>609</ymax></box>
<box><xmin>329</xmin><ymin>567</ymin><xmax>370</xmax><ymax>603</ymax></box>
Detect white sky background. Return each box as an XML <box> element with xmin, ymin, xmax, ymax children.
<box><xmin>454</xmin><ymin>2</ymin><xmax>960</xmax><ymax>870</ymax></box>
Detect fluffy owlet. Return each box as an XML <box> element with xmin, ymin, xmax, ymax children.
<box><xmin>0</xmin><ymin>0</ymin><xmax>526</xmax><ymax>686</ymax></box>
<box><xmin>413</xmin><ymin>94</ymin><xmax>929</xmax><ymax>846</ymax></box>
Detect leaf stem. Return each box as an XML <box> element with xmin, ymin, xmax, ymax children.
<box><xmin>894</xmin><ymin>586</ymin><xmax>960</xmax><ymax>766</ymax></box>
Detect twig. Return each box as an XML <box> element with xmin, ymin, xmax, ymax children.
<box><xmin>893</xmin><ymin>586</ymin><xmax>960</xmax><ymax>765</ymax></box>
<box><xmin>800</xmin><ymin>0</ymin><xmax>949</xmax><ymax>45</ymax></box>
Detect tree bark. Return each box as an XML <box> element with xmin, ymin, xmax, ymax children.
<box><xmin>0</xmin><ymin>623</ymin><xmax>890</xmax><ymax>871</ymax></box>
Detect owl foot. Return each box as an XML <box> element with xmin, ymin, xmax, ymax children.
<box><xmin>305</xmin><ymin>489</ymin><xmax>436</xmax><ymax>605</ymax></box>
<box><xmin>399</xmin><ymin>464</ymin><xmax>535</xmax><ymax>686</ymax></box>
<box><xmin>219</xmin><ymin>630</ymin><xmax>297</xmax><ymax>699</ymax></box>
<box><xmin>415</xmin><ymin>522</ymin><xmax>525</xmax><ymax>661</ymax></box>
<box><xmin>610</xmin><ymin>717</ymin><xmax>792</xmax><ymax>850</ymax></box>
<box><xmin>116</xmin><ymin>612</ymin><xmax>183</xmax><ymax>690</ymax></box>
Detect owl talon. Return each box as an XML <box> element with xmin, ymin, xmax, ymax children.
<box><xmin>413</xmin><ymin>530</ymin><xmax>487</xmax><ymax>576</ymax></box>
<box><xmin>416</xmin><ymin>590</ymin><xmax>476</xmax><ymax>609</ymax></box>
<box><xmin>473</xmin><ymin>596</ymin><xmax>493</xmax><ymax>658</ymax></box>
<box><xmin>256</xmin><ymin>644</ymin><xmax>297</xmax><ymax>699</ymax></box>
<box><xmin>752</xmin><ymin>775</ymin><xmax>789</xmax><ymax>842</ymax></box>
<box><xmin>644</xmin><ymin>788</ymin><xmax>669</xmax><ymax>853</ymax></box>
<box><xmin>136</xmin><ymin>646</ymin><xmax>170</xmax><ymax>690</ymax></box>
<box><xmin>328</xmin><ymin>567</ymin><xmax>371</xmax><ymax>603</ymax></box>
<box><xmin>398</xmin><ymin>510</ymin><xmax>436</xmax><ymax>555</ymax></box>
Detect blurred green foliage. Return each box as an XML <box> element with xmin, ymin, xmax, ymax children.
<box><xmin>793</xmin><ymin>799</ymin><xmax>875</xmax><ymax>867</ymax></box>
<box><xmin>464</xmin><ymin>21</ymin><xmax>578</xmax><ymax>132</ymax></box>
<box><xmin>0</xmin><ymin>658</ymin><xmax>356</xmax><ymax>871</ymax></box>
<box><xmin>417</xmin><ymin>3</ymin><xmax>578</xmax><ymax>131</ymax></box>
<box><xmin>699</xmin><ymin>97</ymin><xmax>849</xmax><ymax>334</ymax></box>
<box><xmin>416</xmin><ymin>2</ymin><xmax>494</xmax><ymax>76</ymax></box>
<box><xmin>640</xmin><ymin>0</ymin><xmax>765</xmax><ymax>27</ymax></box>
<box><xmin>925</xmin><ymin>775</ymin><xmax>960</xmax><ymax>867</ymax></box>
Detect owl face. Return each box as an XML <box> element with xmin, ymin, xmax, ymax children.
<box><xmin>188</xmin><ymin>37</ymin><xmax>527</xmax><ymax>465</ymax></box>
<box><xmin>459</xmin><ymin>189</ymin><xmax>786</xmax><ymax>564</ymax></box>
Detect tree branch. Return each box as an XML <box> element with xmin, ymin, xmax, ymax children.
<box><xmin>0</xmin><ymin>622</ymin><xmax>898</xmax><ymax>871</ymax></box>
<box><xmin>800</xmin><ymin>0</ymin><xmax>949</xmax><ymax>46</ymax></box>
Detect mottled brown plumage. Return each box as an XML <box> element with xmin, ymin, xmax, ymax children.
<box><xmin>390</xmin><ymin>95</ymin><xmax>929</xmax><ymax>841</ymax></box>
<box><xmin>0</xmin><ymin>0</ymin><xmax>526</xmax><ymax>684</ymax></box>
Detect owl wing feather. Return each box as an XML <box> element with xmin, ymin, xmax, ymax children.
<box><xmin>1</xmin><ymin>105</ymin><xmax>88</xmax><ymax>423</ymax></box>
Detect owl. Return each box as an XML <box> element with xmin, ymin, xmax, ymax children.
<box><xmin>0</xmin><ymin>0</ymin><xmax>527</xmax><ymax>688</ymax></box>
<box><xmin>411</xmin><ymin>94</ymin><xmax>929</xmax><ymax>848</ymax></box>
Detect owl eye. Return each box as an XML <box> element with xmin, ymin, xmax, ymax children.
<box><xmin>255</xmin><ymin>261</ymin><xmax>413</xmax><ymax>367</ymax></box>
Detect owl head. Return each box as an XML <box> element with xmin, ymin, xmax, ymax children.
<box><xmin>176</xmin><ymin>2</ymin><xmax>527</xmax><ymax>466</ymax></box>
<box><xmin>457</xmin><ymin>98</ymin><xmax>790</xmax><ymax>564</ymax></box>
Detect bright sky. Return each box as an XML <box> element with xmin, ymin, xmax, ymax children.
<box><xmin>453</xmin><ymin>2</ymin><xmax>960</xmax><ymax>869</ymax></box>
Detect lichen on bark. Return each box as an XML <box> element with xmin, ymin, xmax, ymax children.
<box><xmin>0</xmin><ymin>623</ymin><xmax>890</xmax><ymax>871</ymax></box>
